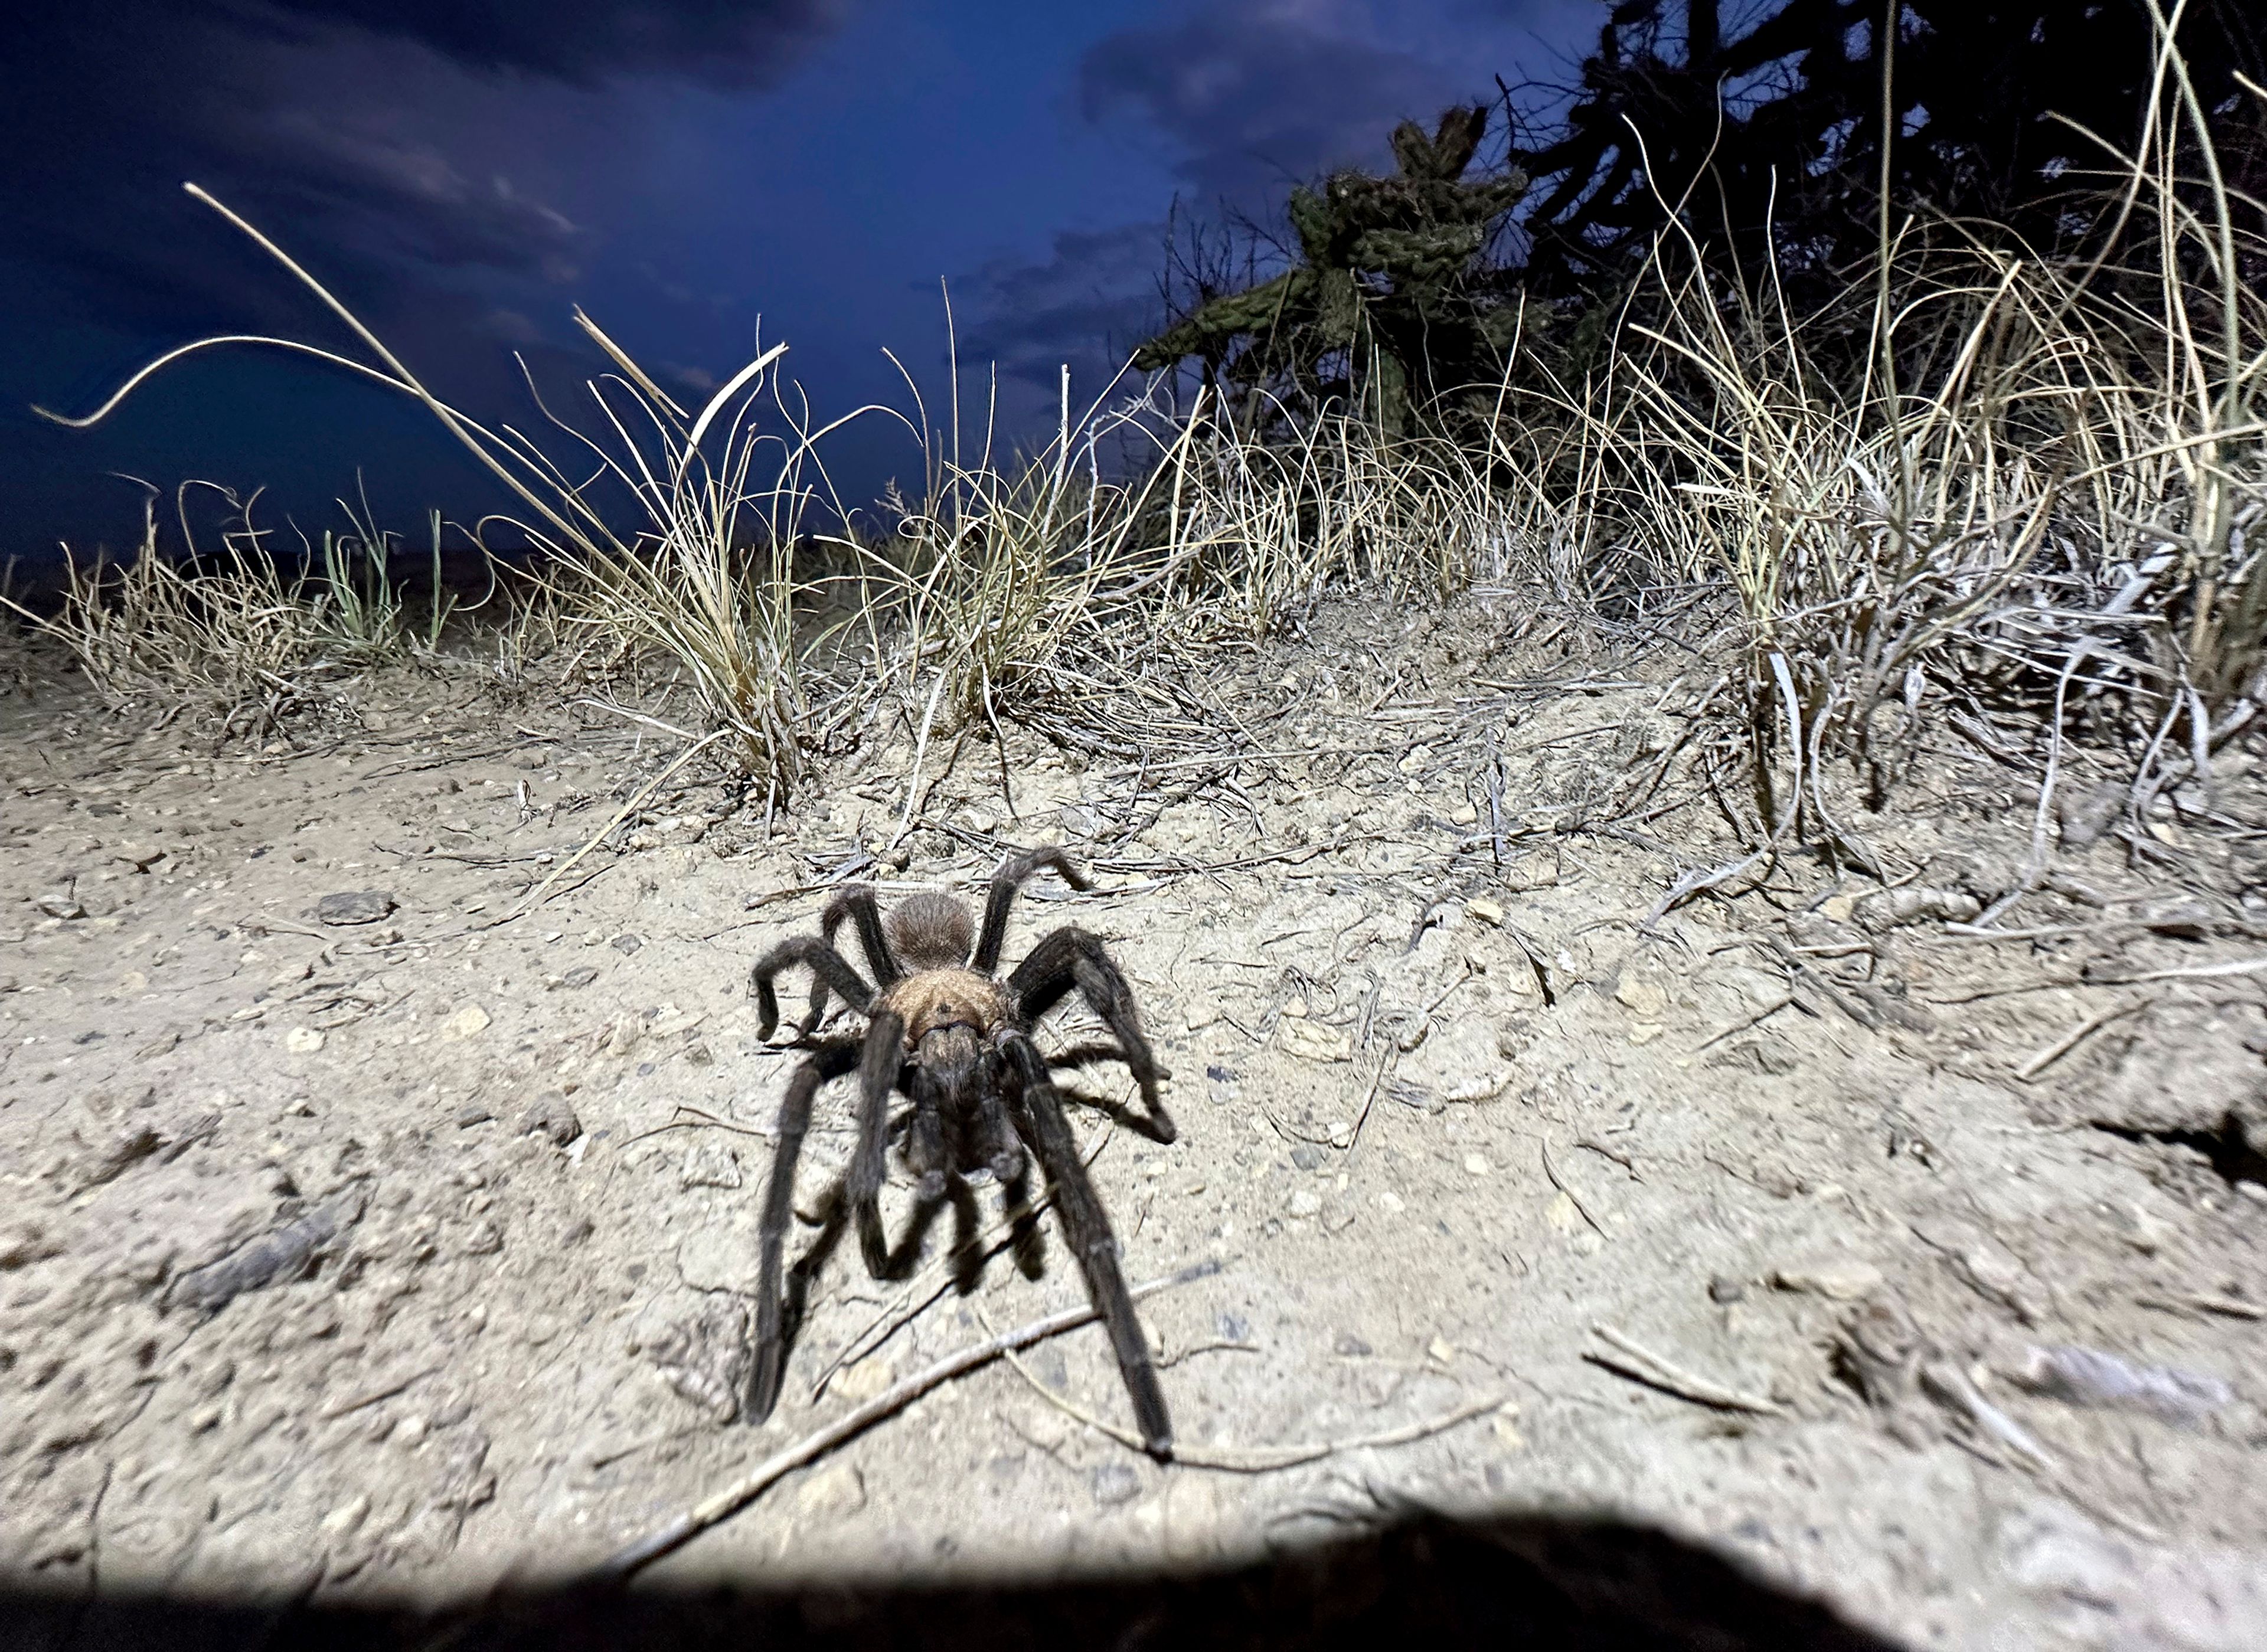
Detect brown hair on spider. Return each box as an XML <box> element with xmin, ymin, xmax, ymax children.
<box><xmin>883</xmin><ymin>891</ymin><xmax>975</xmax><ymax>972</ymax></box>
<box><xmin>740</xmin><ymin>846</ymin><xmax>1180</xmax><ymax>1458</ymax></box>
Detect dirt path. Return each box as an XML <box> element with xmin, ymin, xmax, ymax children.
<box><xmin>5</xmin><ymin>597</ymin><xmax>2264</xmax><ymax>1648</ymax></box>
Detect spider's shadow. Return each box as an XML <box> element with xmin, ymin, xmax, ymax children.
<box><xmin>771</xmin><ymin>1118</ymin><xmax>1038</xmax><ymax>1363</ymax></box>
<box><xmin>1033</xmin><ymin>1038</ymin><xmax>1180</xmax><ymax>1144</ymax></box>
<box><xmin>766</xmin><ymin>1032</ymin><xmax>1172</xmax><ymax>1383</ymax></box>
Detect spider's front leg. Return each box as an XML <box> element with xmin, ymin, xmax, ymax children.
<box><xmin>747</xmin><ymin>1033</ymin><xmax>863</xmax><ymax>1425</ymax></box>
<box><xmin>974</xmin><ymin>846</ymin><xmax>1092</xmax><ymax>972</ymax></box>
<box><xmin>1009</xmin><ymin>927</ymin><xmax>1177</xmax><ymax>1143</ymax></box>
<box><xmin>998</xmin><ymin>1028</ymin><xmax>1172</xmax><ymax>1459</ymax></box>
<box><xmin>808</xmin><ymin>885</ymin><xmax>903</xmax><ymax>1031</ymax></box>
<box><xmin>749</xmin><ymin>935</ymin><xmax>875</xmax><ymax>1042</ymax></box>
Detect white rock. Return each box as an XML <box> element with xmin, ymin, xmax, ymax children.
<box><xmin>1615</xmin><ymin>974</ymin><xmax>1668</xmax><ymax>1018</ymax></box>
<box><xmin>1773</xmin><ymin>1261</ymin><xmax>1884</xmax><ymax>1301</ymax></box>
<box><xmin>443</xmin><ymin>1003</ymin><xmax>491</xmax><ymax>1041</ymax></box>
<box><xmin>1277</xmin><ymin>1018</ymin><xmax>1353</xmax><ymax>1063</ymax></box>
<box><xmin>832</xmin><ymin>1357</ymin><xmax>896</xmax><ymax>1404</ymax></box>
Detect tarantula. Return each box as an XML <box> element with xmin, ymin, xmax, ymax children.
<box><xmin>744</xmin><ymin>848</ymin><xmax>1180</xmax><ymax>1457</ymax></box>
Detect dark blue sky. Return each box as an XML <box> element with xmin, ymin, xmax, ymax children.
<box><xmin>1</xmin><ymin>0</ymin><xmax>1592</xmax><ymax>570</ymax></box>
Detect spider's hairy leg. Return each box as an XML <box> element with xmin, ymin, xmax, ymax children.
<box><xmin>973</xmin><ymin>846</ymin><xmax>1093</xmax><ymax>973</ymax></box>
<box><xmin>847</xmin><ymin>1009</ymin><xmax>906</xmax><ymax>1277</ymax></box>
<box><xmin>749</xmin><ymin>1033</ymin><xmax>863</xmax><ymax>1425</ymax></box>
<box><xmin>1010</xmin><ymin>927</ymin><xmax>1177</xmax><ymax>1143</ymax></box>
<box><xmin>749</xmin><ymin>935</ymin><xmax>874</xmax><ymax>1042</ymax></box>
<box><xmin>809</xmin><ymin>885</ymin><xmax>901</xmax><ymax>1031</ymax></box>
<box><xmin>998</xmin><ymin>1030</ymin><xmax>1172</xmax><ymax>1460</ymax></box>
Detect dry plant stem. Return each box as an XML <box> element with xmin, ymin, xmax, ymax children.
<box><xmin>1343</xmin><ymin>1045</ymin><xmax>1399</xmax><ymax>1163</ymax></box>
<box><xmin>1588</xmin><ymin>1325</ymin><xmax>1782</xmax><ymax>1417</ymax></box>
<box><xmin>2109</xmin><ymin>956</ymin><xmax>2267</xmax><ymax>984</ymax></box>
<box><xmin>2016</xmin><ymin>999</ymin><xmax>2148</xmax><ymax>1081</ymax></box>
<box><xmin>983</xmin><ymin>1310</ymin><xmax>1504</xmax><ymax>1471</ymax></box>
<box><xmin>1690</xmin><ymin>997</ymin><xmax>1795</xmax><ymax>1054</ymax></box>
<box><xmin>596</xmin><ymin>1260</ymin><xmax>1220</xmax><ymax>1579</ymax></box>
<box><xmin>2137</xmin><ymin>1292</ymin><xmax>2265</xmax><ymax>1321</ymax></box>
<box><xmin>889</xmin><ymin>673</ymin><xmax>949</xmax><ymax>850</ymax></box>
<box><xmin>1539</xmin><ymin>1138</ymin><xmax>1609</xmax><ymax>1239</ymax></box>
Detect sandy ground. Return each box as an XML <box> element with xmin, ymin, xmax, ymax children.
<box><xmin>4</xmin><ymin>596</ymin><xmax>2265</xmax><ymax>1648</ymax></box>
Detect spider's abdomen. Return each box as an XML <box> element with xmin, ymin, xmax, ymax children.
<box><xmin>884</xmin><ymin>893</ymin><xmax>976</xmax><ymax>971</ymax></box>
<box><xmin>880</xmin><ymin>967</ymin><xmax>1011</xmax><ymax>1045</ymax></box>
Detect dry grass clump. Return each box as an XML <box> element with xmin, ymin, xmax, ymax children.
<box><xmin>34</xmin><ymin>184</ymin><xmax>840</xmax><ymax>797</ymax></box>
<box><xmin>33</xmin><ymin>503</ymin><xmax>324</xmax><ymax>728</ymax></box>
<box><xmin>15</xmin><ymin>371</ymin><xmax>491</xmax><ymax>736</ymax></box>
<box><xmin>1151</xmin><ymin>397</ymin><xmax>1533</xmax><ymax>637</ymax></box>
<box><xmin>1487</xmin><ymin>45</ymin><xmax>2267</xmax><ymax>839</ymax></box>
<box><xmin>1</xmin><ymin>488</ymin><xmax>466</xmax><ymax>738</ymax></box>
<box><xmin>22</xmin><ymin>19</ymin><xmax>2259</xmax><ymax>851</ymax></box>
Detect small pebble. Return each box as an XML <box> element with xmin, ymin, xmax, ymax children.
<box><xmin>1463</xmin><ymin>1154</ymin><xmax>1491</xmax><ymax>1176</ymax></box>
<box><xmin>443</xmin><ymin>1003</ymin><xmax>491</xmax><ymax>1041</ymax></box>
<box><xmin>1709</xmin><ymin>1275</ymin><xmax>1747</xmax><ymax>1304</ymax></box>
<box><xmin>315</xmin><ymin>890</ymin><xmax>394</xmax><ymax>926</ymax></box>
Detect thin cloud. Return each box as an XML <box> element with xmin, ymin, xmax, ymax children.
<box><xmin>1078</xmin><ymin>6</ymin><xmax>1468</xmax><ymax>200</ymax></box>
<box><xmin>215</xmin><ymin>0</ymin><xmax>854</xmax><ymax>89</ymax></box>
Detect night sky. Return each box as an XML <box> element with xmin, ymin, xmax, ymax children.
<box><xmin>1</xmin><ymin>1</ymin><xmax>1592</xmax><ymax>572</ymax></box>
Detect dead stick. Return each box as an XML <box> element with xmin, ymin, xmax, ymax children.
<box><xmin>2137</xmin><ymin>1291</ymin><xmax>2265</xmax><ymax>1321</ymax></box>
<box><xmin>986</xmin><ymin>1314</ymin><xmax>1503</xmax><ymax>1471</ymax></box>
<box><xmin>595</xmin><ymin>1260</ymin><xmax>1220</xmax><ymax>1579</ymax></box>
<box><xmin>2016</xmin><ymin>999</ymin><xmax>2147</xmax><ymax>1081</ymax></box>
<box><xmin>1540</xmin><ymin>1138</ymin><xmax>1608</xmax><ymax>1238</ymax></box>
<box><xmin>2108</xmin><ymin>956</ymin><xmax>2267</xmax><ymax>984</ymax></box>
<box><xmin>1588</xmin><ymin>1324</ymin><xmax>1781</xmax><ymax>1416</ymax></box>
<box><xmin>1343</xmin><ymin>1043</ymin><xmax>1398</xmax><ymax>1163</ymax></box>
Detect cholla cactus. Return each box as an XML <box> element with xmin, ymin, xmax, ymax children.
<box><xmin>1135</xmin><ymin>106</ymin><xmax>1528</xmax><ymax>436</ymax></box>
